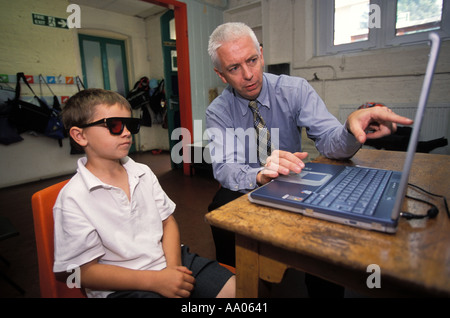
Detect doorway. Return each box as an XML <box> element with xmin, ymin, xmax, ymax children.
<box><xmin>144</xmin><ymin>0</ymin><xmax>192</xmax><ymax>175</ymax></box>
<box><xmin>161</xmin><ymin>10</ymin><xmax>181</xmax><ymax>169</ymax></box>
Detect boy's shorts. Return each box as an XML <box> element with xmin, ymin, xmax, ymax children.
<box><xmin>107</xmin><ymin>245</ymin><xmax>234</xmax><ymax>298</ymax></box>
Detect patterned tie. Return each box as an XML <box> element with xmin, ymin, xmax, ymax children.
<box><xmin>248</xmin><ymin>100</ymin><xmax>272</xmax><ymax>165</ymax></box>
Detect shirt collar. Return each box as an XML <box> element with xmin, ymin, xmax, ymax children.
<box><xmin>235</xmin><ymin>73</ymin><xmax>271</xmax><ymax>116</ymax></box>
<box><xmin>77</xmin><ymin>156</ymin><xmax>146</xmax><ymax>192</ymax></box>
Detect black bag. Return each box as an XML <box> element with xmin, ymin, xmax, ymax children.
<box><xmin>38</xmin><ymin>75</ymin><xmax>66</xmax><ymax>146</ymax></box>
<box><xmin>141</xmin><ymin>102</ymin><xmax>153</xmax><ymax>127</ymax></box>
<box><xmin>8</xmin><ymin>73</ymin><xmax>65</xmax><ymax>146</ymax></box>
<box><xmin>45</xmin><ymin>109</ymin><xmax>65</xmax><ymax>147</ymax></box>
<box><xmin>149</xmin><ymin>79</ymin><xmax>165</xmax><ymax>116</ymax></box>
<box><xmin>127</xmin><ymin>77</ymin><xmax>153</xmax><ymax>127</ymax></box>
<box><xmin>8</xmin><ymin>73</ymin><xmax>52</xmax><ymax>134</ymax></box>
<box><xmin>0</xmin><ymin>84</ymin><xmax>23</xmax><ymax>145</ymax></box>
<box><xmin>0</xmin><ymin>117</ymin><xmax>23</xmax><ymax>145</ymax></box>
<box><xmin>39</xmin><ymin>74</ymin><xmax>61</xmax><ymax>111</ymax></box>
<box><xmin>127</xmin><ymin>77</ymin><xmax>151</xmax><ymax>110</ymax></box>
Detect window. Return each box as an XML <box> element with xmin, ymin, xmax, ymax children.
<box><xmin>395</xmin><ymin>0</ymin><xmax>443</xmax><ymax>36</ymax></box>
<box><xmin>78</xmin><ymin>35</ymin><xmax>129</xmax><ymax>96</ymax></box>
<box><xmin>317</xmin><ymin>0</ymin><xmax>449</xmax><ymax>55</ymax></box>
<box><xmin>334</xmin><ymin>0</ymin><xmax>370</xmax><ymax>46</ymax></box>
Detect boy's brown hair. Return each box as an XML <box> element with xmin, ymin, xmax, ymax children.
<box><xmin>62</xmin><ymin>88</ymin><xmax>131</xmax><ymax>130</ymax></box>
<box><xmin>62</xmin><ymin>88</ymin><xmax>132</xmax><ymax>152</ymax></box>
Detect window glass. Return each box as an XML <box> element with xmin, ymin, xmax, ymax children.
<box><xmin>396</xmin><ymin>0</ymin><xmax>443</xmax><ymax>36</ymax></box>
<box><xmin>334</xmin><ymin>0</ymin><xmax>370</xmax><ymax>45</ymax></box>
<box><xmin>82</xmin><ymin>40</ymin><xmax>104</xmax><ymax>89</ymax></box>
<box><xmin>79</xmin><ymin>35</ymin><xmax>129</xmax><ymax>95</ymax></box>
<box><xmin>106</xmin><ymin>43</ymin><xmax>126</xmax><ymax>96</ymax></box>
<box><xmin>169</xmin><ymin>18</ymin><xmax>176</xmax><ymax>40</ymax></box>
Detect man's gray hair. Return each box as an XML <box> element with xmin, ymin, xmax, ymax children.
<box><xmin>208</xmin><ymin>22</ymin><xmax>260</xmax><ymax>71</ymax></box>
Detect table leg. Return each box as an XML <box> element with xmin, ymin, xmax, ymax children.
<box><xmin>259</xmin><ymin>245</ymin><xmax>289</xmax><ymax>284</ymax></box>
<box><xmin>235</xmin><ymin>234</ymin><xmax>272</xmax><ymax>297</ymax></box>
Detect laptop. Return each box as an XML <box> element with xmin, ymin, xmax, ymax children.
<box><xmin>248</xmin><ymin>32</ymin><xmax>441</xmax><ymax>233</ymax></box>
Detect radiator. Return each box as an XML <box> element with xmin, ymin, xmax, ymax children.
<box><xmin>338</xmin><ymin>103</ymin><xmax>450</xmax><ymax>154</ymax></box>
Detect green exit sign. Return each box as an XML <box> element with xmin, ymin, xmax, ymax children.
<box><xmin>32</xmin><ymin>13</ymin><xmax>68</xmax><ymax>29</ymax></box>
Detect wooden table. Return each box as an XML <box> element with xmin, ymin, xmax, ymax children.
<box><xmin>205</xmin><ymin>149</ymin><xmax>450</xmax><ymax>297</ymax></box>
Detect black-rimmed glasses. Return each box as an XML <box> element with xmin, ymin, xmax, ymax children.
<box><xmin>78</xmin><ymin>117</ymin><xmax>141</xmax><ymax>135</ymax></box>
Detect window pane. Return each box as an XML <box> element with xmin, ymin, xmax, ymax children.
<box><xmin>334</xmin><ymin>0</ymin><xmax>370</xmax><ymax>45</ymax></box>
<box><xmin>82</xmin><ymin>40</ymin><xmax>104</xmax><ymax>89</ymax></box>
<box><xmin>106</xmin><ymin>43</ymin><xmax>126</xmax><ymax>96</ymax></box>
<box><xmin>169</xmin><ymin>18</ymin><xmax>176</xmax><ymax>40</ymax></box>
<box><xmin>396</xmin><ymin>0</ymin><xmax>443</xmax><ymax>36</ymax></box>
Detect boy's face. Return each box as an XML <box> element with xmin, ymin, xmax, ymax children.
<box><xmin>79</xmin><ymin>103</ymin><xmax>133</xmax><ymax>161</ymax></box>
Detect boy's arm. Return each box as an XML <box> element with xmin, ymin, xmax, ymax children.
<box><xmin>161</xmin><ymin>215</ymin><xmax>183</xmax><ymax>267</ymax></box>
<box><xmin>77</xmin><ymin>215</ymin><xmax>194</xmax><ymax>297</ymax></box>
<box><xmin>80</xmin><ymin>259</ymin><xmax>155</xmax><ymax>291</ymax></box>
<box><xmin>79</xmin><ymin>257</ymin><xmax>195</xmax><ymax>298</ymax></box>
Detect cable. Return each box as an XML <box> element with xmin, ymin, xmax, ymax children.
<box><xmin>400</xmin><ymin>183</ymin><xmax>450</xmax><ymax>219</ymax></box>
<box><xmin>401</xmin><ymin>195</ymin><xmax>439</xmax><ymax>219</ymax></box>
<box><xmin>408</xmin><ymin>183</ymin><xmax>449</xmax><ymax>218</ymax></box>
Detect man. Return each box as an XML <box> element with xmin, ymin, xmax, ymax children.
<box><xmin>205</xmin><ymin>22</ymin><xmax>412</xmax><ymax>296</ymax></box>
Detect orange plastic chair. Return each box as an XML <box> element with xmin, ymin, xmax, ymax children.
<box><xmin>31</xmin><ymin>179</ymin><xmax>235</xmax><ymax>298</ymax></box>
<box><xmin>219</xmin><ymin>263</ymin><xmax>236</xmax><ymax>274</ymax></box>
<box><xmin>31</xmin><ymin>179</ymin><xmax>85</xmax><ymax>298</ymax></box>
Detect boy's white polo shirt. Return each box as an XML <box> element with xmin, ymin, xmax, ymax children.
<box><xmin>53</xmin><ymin>156</ymin><xmax>175</xmax><ymax>297</ymax></box>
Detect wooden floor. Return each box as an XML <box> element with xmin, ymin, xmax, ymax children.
<box><xmin>0</xmin><ymin>151</ymin><xmax>219</xmax><ymax>298</ymax></box>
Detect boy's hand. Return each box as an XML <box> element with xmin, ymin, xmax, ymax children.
<box><xmin>155</xmin><ymin>266</ymin><xmax>195</xmax><ymax>298</ymax></box>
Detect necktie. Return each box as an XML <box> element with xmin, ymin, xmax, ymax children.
<box><xmin>248</xmin><ymin>100</ymin><xmax>272</xmax><ymax>165</ymax></box>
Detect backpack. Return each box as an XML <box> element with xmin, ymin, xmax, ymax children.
<box><xmin>149</xmin><ymin>79</ymin><xmax>166</xmax><ymax>124</ymax></box>
<box><xmin>149</xmin><ymin>79</ymin><xmax>165</xmax><ymax>115</ymax></box>
<box><xmin>126</xmin><ymin>77</ymin><xmax>150</xmax><ymax>110</ymax></box>
<box><xmin>8</xmin><ymin>72</ymin><xmax>65</xmax><ymax>146</ymax></box>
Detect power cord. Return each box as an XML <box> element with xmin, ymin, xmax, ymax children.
<box><xmin>400</xmin><ymin>183</ymin><xmax>449</xmax><ymax>220</ymax></box>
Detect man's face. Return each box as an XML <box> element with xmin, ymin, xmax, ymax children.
<box><xmin>214</xmin><ymin>35</ymin><xmax>264</xmax><ymax>101</ymax></box>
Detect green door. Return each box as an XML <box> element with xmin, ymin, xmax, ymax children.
<box><xmin>161</xmin><ymin>10</ymin><xmax>181</xmax><ymax>169</ymax></box>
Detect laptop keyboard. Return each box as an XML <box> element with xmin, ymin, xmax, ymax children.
<box><xmin>303</xmin><ymin>167</ymin><xmax>392</xmax><ymax>215</ymax></box>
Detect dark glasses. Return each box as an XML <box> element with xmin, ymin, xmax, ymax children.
<box><xmin>79</xmin><ymin>117</ymin><xmax>141</xmax><ymax>135</ymax></box>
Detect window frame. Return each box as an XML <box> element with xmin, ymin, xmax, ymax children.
<box><xmin>384</xmin><ymin>0</ymin><xmax>450</xmax><ymax>46</ymax></box>
<box><xmin>317</xmin><ymin>0</ymin><xmax>450</xmax><ymax>56</ymax></box>
<box><xmin>78</xmin><ymin>34</ymin><xmax>130</xmax><ymax>95</ymax></box>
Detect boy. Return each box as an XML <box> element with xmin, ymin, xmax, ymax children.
<box><xmin>53</xmin><ymin>88</ymin><xmax>235</xmax><ymax>298</ymax></box>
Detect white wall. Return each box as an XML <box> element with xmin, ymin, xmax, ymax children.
<box><xmin>0</xmin><ymin>0</ymin><xmax>82</xmax><ymax>187</ymax></box>
<box><xmin>0</xmin><ymin>1</ymin><xmax>168</xmax><ymax>188</ymax></box>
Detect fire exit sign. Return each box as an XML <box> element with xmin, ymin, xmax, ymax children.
<box><xmin>32</xmin><ymin>13</ymin><xmax>68</xmax><ymax>29</ymax></box>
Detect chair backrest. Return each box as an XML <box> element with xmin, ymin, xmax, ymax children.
<box><xmin>31</xmin><ymin>179</ymin><xmax>85</xmax><ymax>298</ymax></box>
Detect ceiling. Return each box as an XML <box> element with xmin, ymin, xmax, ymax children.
<box><xmin>74</xmin><ymin>0</ymin><xmax>168</xmax><ymax>19</ymax></box>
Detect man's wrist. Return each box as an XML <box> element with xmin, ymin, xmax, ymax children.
<box><xmin>345</xmin><ymin>121</ymin><xmax>354</xmax><ymax>136</ymax></box>
<box><xmin>255</xmin><ymin>167</ymin><xmax>266</xmax><ymax>186</ymax></box>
